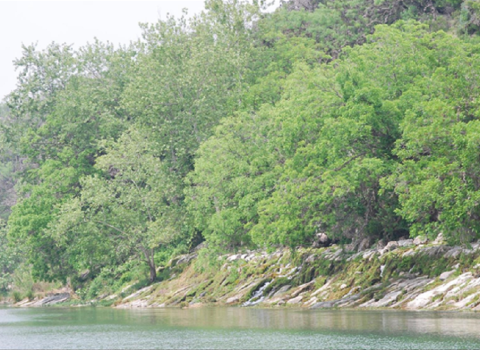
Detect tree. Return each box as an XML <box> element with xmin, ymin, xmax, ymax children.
<box><xmin>384</xmin><ymin>30</ymin><xmax>480</xmax><ymax>243</ymax></box>
<box><xmin>51</xmin><ymin>128</ymin><xmax>184</xmax><ymax>282</ymax></box>
<box><xmin>7</xmin><ymin>41</ymin><xmax>134</xmax><ymax>281</ymax></box>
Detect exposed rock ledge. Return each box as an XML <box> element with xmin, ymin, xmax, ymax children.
<box><xmin>15</xmin><ymin>292</ymin><xmax>71</xmax><ymax>307</ymax></box>
<box><xmin>106</xmin><ymin>238</ymin><xmax>480</xmax><ymax>311</ymax></box>
<box><xmin>16</xmin><ymin>238</ymin><xmax>480</xmax><ymax>311</ymax></box>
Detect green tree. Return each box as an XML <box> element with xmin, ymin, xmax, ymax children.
<box><xmin>51</xmin><ymin>127</ymin><xmax>184</xmax><ymax>282</ymax></box>
<box><xmin>7</xmin><ymin>41</ymin><xmax>134</xmax><ymax>281</ymax></box>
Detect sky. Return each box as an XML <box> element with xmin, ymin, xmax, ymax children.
<box><xmin>0</xmin><ymin>1</ymin><xmax>206</xmax><ymax>100</ymax></box>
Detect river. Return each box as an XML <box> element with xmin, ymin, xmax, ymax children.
<box><xmin>1</xmin><ymin>307</ymin><xmax>480</xmax><ymax>349</ymax></box>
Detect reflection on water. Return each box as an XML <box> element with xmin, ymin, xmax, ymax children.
<box><xmin>1</xmin><ymin>307</ymin><xmax>480</xmax><ymax>349</ymax></box>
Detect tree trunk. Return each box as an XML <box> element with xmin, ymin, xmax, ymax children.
<box><xmin>149</xmin><ymin>262</ymin><xmax>156</xmax><ymax>282</ymax></box>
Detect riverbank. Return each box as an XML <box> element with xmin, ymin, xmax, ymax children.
<box><xmin>12</xmin><ymin>236</ymin><xmax>480</xmax><ymax>311</ymax></box>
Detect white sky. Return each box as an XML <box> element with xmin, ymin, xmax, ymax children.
<box><xmin>0</xmin><ymin>1</ymin><xmax>206</xmax><ymax>101</ymax></box>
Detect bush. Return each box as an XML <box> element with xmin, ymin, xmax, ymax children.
<box><xmin>11</xmin><ymin>291</ymin><xmax>22</xmax><ymax>303</ymax></box>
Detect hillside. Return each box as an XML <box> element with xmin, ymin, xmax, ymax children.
<box><xmin>2</xmin><ymin>0</ymin><xmax>480</xmax><ymax>303</ymax></box>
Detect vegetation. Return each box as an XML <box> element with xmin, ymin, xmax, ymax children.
<box><xmin>2</xmin><ymin>0</ymin><xmax>480</xmax><ymax>298</ymax></box>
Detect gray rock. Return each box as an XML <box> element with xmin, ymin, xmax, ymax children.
<box><xmin>413</xmin><ymin>236</ymin><xmax>428</xmax><ymax>245</ymax></box>
<box><xmin>369</xmin><ymin>291</ymin><xmax>403</xmax><ymax>308</ymax></box>
<box><xmin>291</xmin><ymin>281</ymin><xmax>314</xmax><ymax>298</ymax></box>
<box><xmin>32</xmin><ymin>293</ymin><xmax>70</xmax><ymax>306</ymax></box>
<box><xmin>227</xmin><ymin>254</ymin><xmax>239</xmax><ymax>262</ymax></box>
<box><xmin>176</xmin><ymin>253</ymin><xmax>197</xmax><ymax>265</ymax></box>
<box><xmin>420</xmin><ymin>245</ymin><xmax>448</xmax><ymax>257</ymax></box>
<box><xmin>287</xmin><ymin>296</ymin><xmax>303</xmax><ymax>304</ymax></box>
<box><xmin>273</xmin><ymin>285</ymin><xmax>291</xmax><ymax>296</ymax></box>
<box><xmin>398</xmin><ymin>239</ymin><xmax>414</xmax><ymax>247</ymax></box>
<box><xmin>380</xmin><ymin>241</ymin><xmax>398</xmax><ymax>255</ymax></box>
<box><xmin>226</xmin><ymin>296</ymin><xmax>240</xmax><ymax>304</ymax></box>
<box><xmin>335</xmin><ymin>293</ymin><xmax>361</xmax><ymax>306</ymax></box>
<box><xmin>402</xmin><ymin>249</ymin><xmax>416</xmax><ymax>257</ymax></box>
<box><xmin>438</xmin><ymin>270</ymin><xmax>455</xmax><ymax>281</ymax></box>
<box><xmin>311</xmin><ymin>300</ymin><xmax>337</xmax><ymax>308</ymax></box>
<box><xmin>385</xmin><ymin>241</ymin><xmax>399</xmax><ymax>251</ymax></box>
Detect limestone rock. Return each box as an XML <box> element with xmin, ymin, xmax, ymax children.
<box><xmin>273</xmin><ymin>285</ymin><xmax>291</xmax><ymax>297</ymax></box>
<box><xmin>311</xmin><ymin>300</ymin><xmax>337</xmax><ymax>308</ymax></box>
<box><xmin>227</xmin><ymin>254</ymin><xmax>239</xmax><ymax>262</ymax></box>
<box><xmin>28</xmin><ymin>293</ymin><xmax>70</xmax><ymax>307</ymax></box>
<box><xmin>439</xmin><ymin>270</ymin><xmax>455</xmax><ymax>281</ymax></box>
<box><xmin>226</xmin><ymin>295</ymin><xmax>240</xmax><ymax>304</ymax></box>
<box><xmin>413</xmin><ymin>236</ymin><xmax>428</xmax><ymax>245</ymax></box>
<box><xmin>406</xmin><ymin>273</ymin><xmax>473</xmax><ymax>309</ymax></box>
<box><xmin>287</xmin><ymin>296</ymin><xmax>303</xmax><ymax>305</ymax></box>
<box><xmin>176</xmin><ymin>253</ymin><xmax>197</xmax><ymax>266</ymax></box>
<box><xmin>290</xmin><ymin>281</ymin><xmax>314</xmax><ymax>298</ymax></box>
<box><xmin>398</xmin><ymin>239</ymin><xmax>414</xmax><ymax>247</ymax></box>
<box><xmin>380</xmin><ymin>241</ymin><xmax>398</xmax><ymax>255</ymax></box>
<box><xmin>367</xmin><ymin>291</ymin><xmax>402</xmax><ymax>308</ymax></box>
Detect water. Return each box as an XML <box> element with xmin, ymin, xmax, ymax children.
<box><xmin>1</xmin><ymin>307</ymin><xmax>480</xmax><ymax>349</ymax></box>
<box><xmin>242</xmin><ymin>281</ymin><xmax>271</xmax><ymax>306</ymax></box>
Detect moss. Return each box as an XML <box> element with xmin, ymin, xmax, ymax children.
<box><xmin>359</xmin><ymin>283</ymin><xmax>384</xmax><ymax>300</ymax></box>
<box><xmin>373</xmin><ymin>286</ymin><xmax>388</xmax><ymax>301</ymax></box>
<box><xmin>431</xmin><ymin>293</ymin><xmax>444</xmax><ymax>303</ymax></box>
<box><xmin>314</xmin><ymin>276</ymin><xmax>327</xmax><ymax>290</ymax></box>
<box><xmin>263</xmin><ymin>277</ymin><xmax>290</xmax><ymax>296</ymax></box>
<box><xmin>224</xmin><ymin>269</ymin><xmax>240</xmax><ymax>286</ymax></box>
<box><xmin>156</xmin><ymin>267</ymin><xmax>172</xmax><ymax>282</ymax></box>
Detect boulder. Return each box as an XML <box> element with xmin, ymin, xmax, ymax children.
<box><xmin>413</xmin><ymin>235</ymin><xmax>428</xmax><ymax>245</ymax></box>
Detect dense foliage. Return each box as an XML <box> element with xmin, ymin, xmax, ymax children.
<box><xmin>2</xmin><ymin>0</ymin><xmax>480</xmax><ymax>292</ymax></box>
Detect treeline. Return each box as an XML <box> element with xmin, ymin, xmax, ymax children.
<box><xmin>2</xmin><ymin>0</ymin><xmax>480</xmax><ymax>292</ymax></box>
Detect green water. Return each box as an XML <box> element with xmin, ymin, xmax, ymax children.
<box><xmin>1</xmin><ymin>307</ymin><xmax>480</xmax><ymax>349</ymax></box>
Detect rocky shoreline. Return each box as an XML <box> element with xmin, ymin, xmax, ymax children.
<box><xmin>12</xmin><ymin>236</ymin><xmax>480</xmax><ymax>311</ymax></box>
